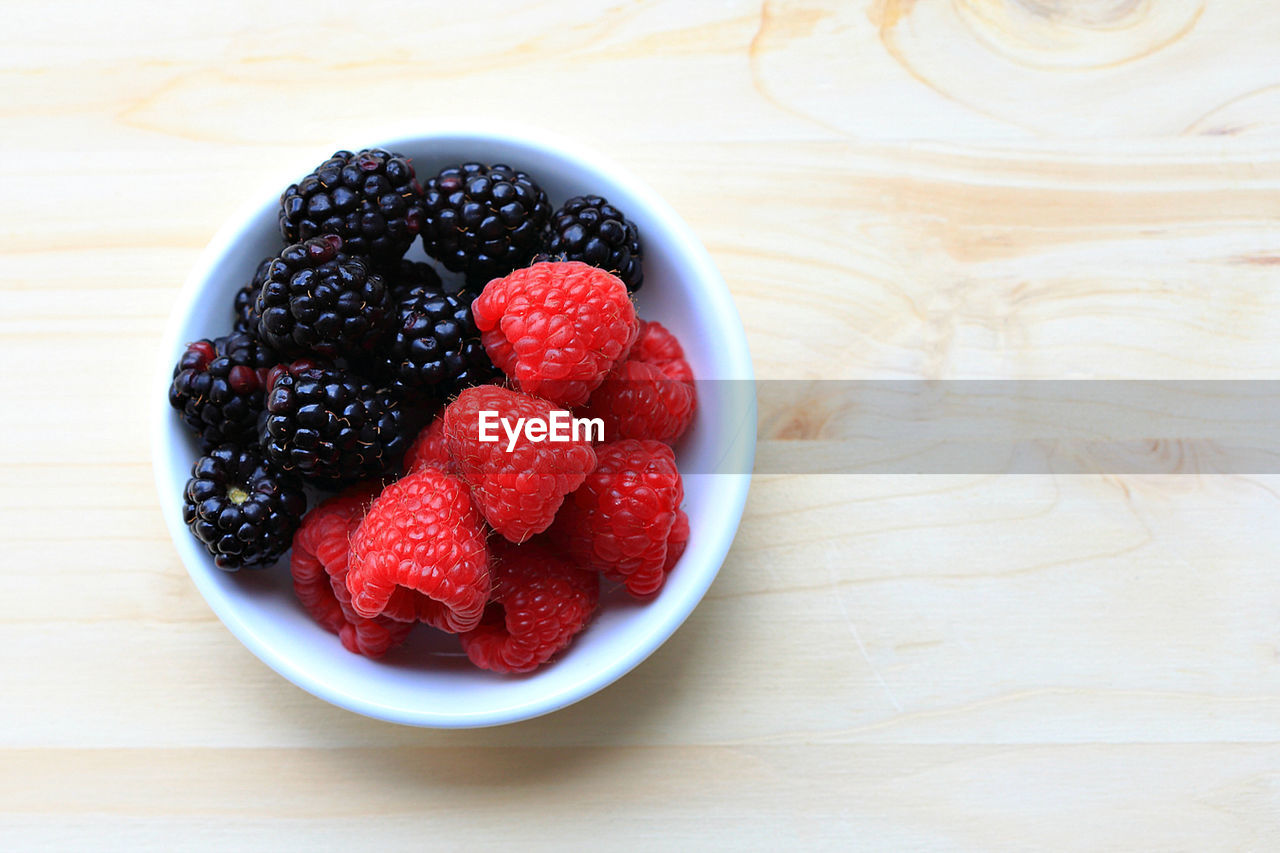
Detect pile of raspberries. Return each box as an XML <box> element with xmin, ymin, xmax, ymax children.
<box><xmin>169</xmin><ymin>147</ymin><xmax>695</xmax><ymax>674</ymax></box>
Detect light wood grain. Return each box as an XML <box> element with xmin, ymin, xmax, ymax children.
<box><xmin>4</xmin><ymin>0</ymin><xmax>1280</xmax><ymax>849</ymax></box>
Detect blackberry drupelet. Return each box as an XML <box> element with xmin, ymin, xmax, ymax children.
<box><xmin>382</xmin><ymin>284</ymin><xmax>498</xmax><ymax>398</ymax></box>
<box><xmin>169</xmin><ymin>331</ymin><xmax>278</xmax><ymax>448</ymax></box>
<box><xmin>419</xmin><ymin>162</ymin><xmax>552</xmax><ymax>284</ymax></box>
<box><xmin>278</xmin><ymin>149</ymin><xmax>423</xmax><ymax>267</ymax></box>
<box><xmin>261</xmin><ymin>361</ymin><xmax>408</xmax><ymax>482</ymax></box>
<box><xmin>232</xmin><ymin>257</ymin><xmax>273</xmax><ymax>333</ymax></box>
<box><xmin>182</xmin><ymin>445</ymin><xmax>307</xmax><ymax>571</ymax></box>
<box><xmin>255</xmin><ymin>235</ymin><xmax>391</xmax><ymax>359</ymax></box>
<box><xmin>542</xmin><ymin>195</ymin><xmax>644</xmax><ymax>292</ymax></box>
<box><xmin>382</xmin><ymin>258</ymin><xmax>444</xmax><ymax>303</ymax></box>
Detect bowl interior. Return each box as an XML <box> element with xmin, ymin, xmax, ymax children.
<box><xmin>155</xmin><ymin>127</ymin><xmax>755</xmax><ymax>727</ymax></box>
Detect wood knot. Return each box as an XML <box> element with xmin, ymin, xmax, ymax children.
<box><xmin>1013</xmin><ymin>0</ymin><xmax>1143</xmax><ymax>28</ymax></box>
<box><xmin>954</xmin><ymin>0</ymin><xmax>1202</xmax><ymax>70</ymax></box>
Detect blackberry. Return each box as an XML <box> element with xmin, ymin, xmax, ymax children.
<box><xmin>255</xmin><ymin>235</ymin><xmax>391</xmax><ymax>360</ymax></box>
<box><xmin>182</xmin><ymin>445</ymin><xmax>307</xmax><ymax>571</ymax></box>
<box><xmin>419</xmin><ymin>162</ymin><xmax>552</xmax><ymax>284</ymax></box>
<box><xmin>382</xmin><ymin>258</ymin><xmax>444</xmax><ymax>303</ymax></box>
<box><xmin>279</xmin><ymin>149</ymin><xmax>422</xmax><ymax>267</ymax></box>
<box><xmin>542</xmin><ymin>195</ymin><xmax>644</xmax><ymax>292</ymax></box>
<box><xmin>233</xmin><ymin>257</ymin><xmax>273</xmax><ymax>333</ymax></box>
<box><xmin>382</xmin><ymin>284</ymin><xmax>498</xmax><ymax>398</ymax></box>
<box><xmin>169</xmin><ymin>332</ymin><xmax>277</xmax><ymax>448</ymax></box>
<box><xmin>261</xmin><ymin>361</ymin><xmax>408</xmax><ymax>482</ymax></box>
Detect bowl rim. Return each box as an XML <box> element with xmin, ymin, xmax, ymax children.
<box><xmin>152</xmin><ymin>119</ymin><xmax>756</xmax><ymax>727</ymax></box>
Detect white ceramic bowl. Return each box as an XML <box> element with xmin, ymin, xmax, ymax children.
<box><xmin>153</xmin><ymin>122</ymin><xmax>755</xmax><ymax>727</ymax></box>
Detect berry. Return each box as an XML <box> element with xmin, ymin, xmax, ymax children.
<box><xmin>169</xmin><ymin>331</ymin><xmax>277</xmax><ymax>448</ymax></box>
<box><xmin>255</xmin><ymin>236</ymin><xmax>392</xmax><ymax>359</ymax></box>
<box><xmin>460</xmin><ymin>539</ymin><xmax>599</xmax><ymax>674</ymax></box>
<box><xmin>584</xmin><ymin>360</ymin><xmax>694</xmax><ymax>444</ymax></box>
<box><xmin>542</xmin><ymin>195</ymin><xmax>643</xmax><ymax>292</ymax></box>
<box><xmin>261</xmin><ymin>361</ymin><xmax>407</xmax><ymax>482</ymax></box>
<box><xmin>443</xmin><ymin>385</ymin><xmax>597</xmax><ymax>543</ymax></box>
<box><xmin>182</xmin><ymin>445</ymin><xmax>307</xmax><ymax>571</ymax></box>
<box><xmin>550</xmin><ymin>439</ymin><xmax>685</xmax><ymax>597</ymax></box>
<box><xmin>664</xmin><ymin>509</ymin><xmax>689</xmax><ymax>573</ymax></box>
<box><xmin>346</xmin><ymin>467</ymin><xmax>491</xmax><ymax>632</ymax></box>
<box><xmin>582</xmin><ymin>320</ymin><xmax>696</xmax><ymax>443</ymax></box>
<box><xmin>627</xmin><ymin>319</ymin><xmax>694</xmax><ymax>383</ymax></box>
<box><xmin>382</xmin><ymin>258</ymin><xmax>444</xmax><ymax>303</ymax></box>
<box><xmin>381</xmin><ymin>283</ymin><xmax>498</xmax><ymax>398</ymax></box>
<box><xmin>403</xmin><ymin>416</ymin><xmax>456</xmax><ymax>476</ymax></box>
<box><xmin>291</xmin><ymin>483</ymin><xmax>413</xmax><ymax>658</ymax></box>
<box><xmin>472</xmin><ymin>261</ymin><xmax>639</xmax><ymax>406</ymax></box>
<box><xmin>233</xmin><ymin>257</ymin><xmax>273</xmax><ymax>333</ymax></box>
<box><xmin>419</xmin><ymin>162</ymin><xmax>551</xmax><ymax>284</ymax></box>
<box><xmin>279</xmin><ymin>149</ymin><xmax>422</xmax><ymax>267</ymax></box>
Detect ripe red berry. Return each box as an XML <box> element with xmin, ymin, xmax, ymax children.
<box><xmin>629</xmin><ymin>319</ymin><xmax>693</xmax><ymax>383</ymax></box>
<box><xmin>346</xmin><ymin>468</ymin><xmax>491</xmax><ymax>633</ymax></box>
<box><xmin>471</xmin><ymin>261</ymin><xmax>639</xmax><ymax>406</ymax></box>
<box><xmin>582</xmin><ymin>320</ymin><xmax>696</xmax><ymax>444</ymax></box>
<box><xmin>586</xmin><ymin>359</ymin><xmax>694</xmax><ymax>443</ymax></box>
<box><xmin>550</xmin><ymin>439</ymin><xmax>685</xmax><ymax>597</ymax></box>
<box><xmin>290</xmin><ymin>483</ymin><xmax>414</xmax><ymax>658</ymax></box>
<box><xmin>403</xmin><ymin>416</ymin><xmax>456</xmax><ymax>476</ymax></box>
<box><xmin>443</xmin><ymin>384</ymin><xmax>597</xmax><ymax>542</ymax></box>
<box><xmin>664</xmin><ymin>509</ymin><xmax>690</xmax><ymax>574</ymax></box>
<box><xmin>460</xmin><ymin>538</ymin><xmax>600</xmax><ymax>674</ymax></box>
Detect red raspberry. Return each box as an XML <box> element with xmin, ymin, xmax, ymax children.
<box><xmin>460</xmin><ymin>539</ymin><xmax>600</xmax><ymax>674</ymax></box>
<box><xmin>471</xmin><ymin>261</ymin><xmax>639</xmax><ymax>406</ymax></box>
<box><xmin>664</xmin><ymin>508</ymin><xmax>690</xmax><ymax>573</ymax></box>
<box><xmin>312</xmin><ymin>478</ymin><xmax>457</xmax><ymax>628</ymax></box>
<box><xmin>550</xmin><ymin>439</ymin><xmax>685</xmax><ymax>597</ymax></box>
<box><xmin>290</xmin><ymin>484</ymin><xmax>414</xmax><ymax>658</ymax></box>
<box><xmin>629</xmin><ymin>319</ymin><xmax>694</xmax><ymax>383</ymax></box>
<box><xmin>583</xmin><ymin>320</ymin><xmax>696</xmax><ymax>444</ymax></box>
<box><xmin>403</xmin><ymin>416</ymin><xmax>456</xmax><ymax>475</ymax></box>
<box><xmin>443</xmin><ymin>384</ymin><xmax>597</xmax><ymax>543</ymax></box>
<box><xmin>346</xmin><ymin>468</ymin><xmax>491</xmax><ymax>633</ymax></box>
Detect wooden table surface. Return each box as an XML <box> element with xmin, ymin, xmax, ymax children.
<box><xmin>5</xmin><ymin>1</ymin><xmax>1280</xmax><ymax>849</ymax></box>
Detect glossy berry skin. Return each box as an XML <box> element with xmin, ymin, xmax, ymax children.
<box><xmin>261</xmin><ymin>361</ymin><xmax>407</xmax><ymax>483</ymax></box>
<box><xmin>382</xmin><ymin>283</ymin><xmax>497</xmax><ymax>398</ymax></box>
<box><xmin>550</xmin><ymin>439</ymin><xmax>685</xmax><ymax>598</ymax></box>
<box><xmin>460</xmin><ymin>538</ymin><xmax>599</xmax><ymax>674</ymax></box>
<box><xmin>279</xmin><ymin>149</ymin><xmax>423</xmax><ymax>268</ymax></box>
<box><xmin>443</xmin><ymin>385</ymin><xmax>598</xmax><ymax>543</ymax></box>
<box><xmin>182</xmin><ymin>445</ymin><xmax>307</xmax><ymax>571</ymax></box>
<box><xmin>419</xmin><ymin>162</ymin><xmax>551</xmax><ymax>284</ymax></box>
<box><xmin>472</xmin><ymin>261</ymin><xmax>639</xmax><ymax>407</ymax></box>
<box><xmin>169</xmin><ymin>331</ymin><xmax>277</xmax><ymax>449</ymax></box>
<box><xmin>582</xmin><ymin>320</ymin><xmax>696</xmax><ymax>444</ymax></box>
<box><xmin>382</xmin><ymin>258</ymin><xmax>444</xmax><ymax>303</ymax></box>
<box><xmin>346</xmin><ymin>468</ymin><xmax>491</xmax><ymax>633</ymax></box>
<box><xmin>255</xmin><ymin>236</ymin><xmax>392</xmax><ymax>360</ymax></box>
<box><xmin>233</xmin><ymin>256</ymin><xmax>273</xmax><ymax>333</ymax></box>
<box><xmin>541</xmin><ymin>195</ymin><xmax>643</xmax><ymax>292</ymax></box>
<box><xmin>290</xmin><ymin>483</ymin><xmax>414</xmax><ymax>658</ymax></box>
